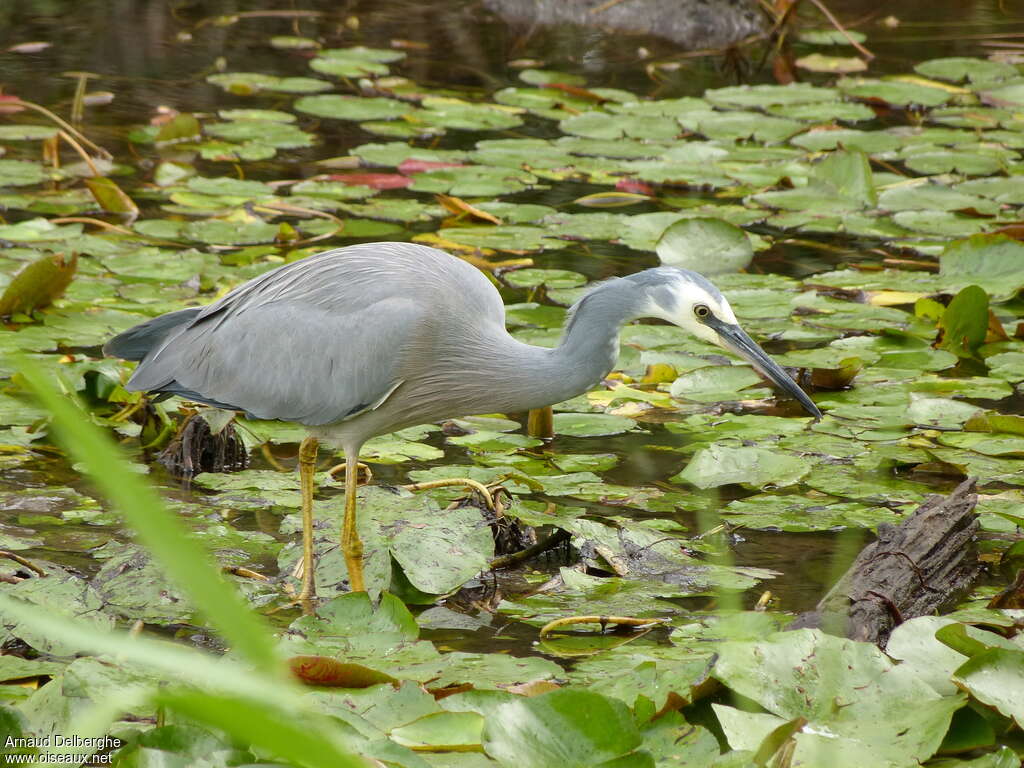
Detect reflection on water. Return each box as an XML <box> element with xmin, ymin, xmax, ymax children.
<box><xmin>2</xmin><ymin>0</ymin><xmax>1021</xmax><ymax>127</ymax></box>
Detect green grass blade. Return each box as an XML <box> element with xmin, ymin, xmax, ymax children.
<box><xmin>0</xmin><ymin>593</ymin><xmax>365</xmax><ymax>766</ymax></box>
<box><xmin>157</xmin><ymin>689</ymin><xmax>370</xmax><ymax>768</ymax></box>
<box><xmin>16</xmin><ymin>355</ymin><xmax>283</xmax><ymax>676</ymax></box>
<box><xmin>0</xmin><ymin>591</ymin><xmax>283</xmax><ymax>698</ymax></box>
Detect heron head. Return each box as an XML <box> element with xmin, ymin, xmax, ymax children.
<box><xmin>632</xmin><ymin>268</ymin><xmax>821</xmax><ymax>419</ymax></box>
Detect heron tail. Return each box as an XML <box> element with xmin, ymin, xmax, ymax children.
<box><xmin>103</xmin><ymin>307</ymin><xmax>202</xmax><ymax>361</ymax></box>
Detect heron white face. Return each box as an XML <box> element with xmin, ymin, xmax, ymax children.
<box><xmin>642</xmin><ymin>277</ymin><xmax>739</xmax><ymax>349</ymax></box>
<box><xmin>643</xmin><ymin>272</ymin><xmax>822</xmax><ymax>419</ymax></box>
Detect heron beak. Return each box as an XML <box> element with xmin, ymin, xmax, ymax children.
<box><xmin>707</xmin><ymin>318</ymin><xmax>822</xmax><ymax>420</ymax></box>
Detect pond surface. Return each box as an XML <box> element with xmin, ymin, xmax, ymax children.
<box><xmin>4</xmin><ymin>2</ymin><xmax>1024</xmax><ymax>766</ymax></box>
<box><xmin>1</xmin><ymin>0</ymin><xmax>1023</xmax><ymax>655</ymax></box>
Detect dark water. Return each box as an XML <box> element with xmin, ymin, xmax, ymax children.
<box><xmin>1</xmin><ymin>0</ymin><xmax>1021</xmax><ymax>618</ymax></box>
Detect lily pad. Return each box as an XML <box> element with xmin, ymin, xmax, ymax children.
<box><xmin>713</xmin><ymin>629</ymin><xmax>964</xmax><ymax>768</ymax></box>
<box><xmin>482</xmin><ymin>689</ymin><xmax>642</xmax><ymax>768</ymax></box>
<box><xmin>656</xmin><ymin>218</ymin><xmax>753</xmax><ymax>275</ymax></box>
<box><xmin>672</xmin><ymin>444</ymin><xmax>810</xmax><ymax>489</ymax></box>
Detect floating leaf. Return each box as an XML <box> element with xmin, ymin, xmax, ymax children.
<box><xmin>294</xmin><ymin>94</ymin><xmax>410</xmax><ymax>121</ymax></box>
<box><xmin>572</xmin><ymin>191</ymin><xmax>652</xmax><ymax>208</ymax></box>
<box><xmin>952</xmin><ymin>648</ymin><xmax>1024</xmax><ymax>728</ymax></box>
<box><xmin>0</xmin><ymin>251</ymin><xmax>77</xmax><ymax>317</ymax></box>
<box><xmin>656</xmin><ymin>217</ymin><xmax>753</xmax><ymax>274</ymax></box>
<box><xmin>939</xmin><ymin>234</ymin><xmax>1024</xmax><ymax>300</ymax></box>
<box><xmin>673</xmin><ymin>444</ymin><xmax>810</xmax><ymax>489</ymax></box>
<box><xmin>915</xmin><ymin>57</ymin><xmax>1018</xmax><ymax>84</ymax></box>
<box><xmin>206</xmin><ymin>72</ymin><xmax>331</xmax><ymax>94</ymax></box>
<box><xmin>551</xmin><ymin>413</ymin><xmax>636</xmax><ymax>437</ymax></box>
<box><xmin>482</xmin><ymin>690</ymin><xmax>642</xmax><ymax>768</ymax></box>
<box><xmin>796</xmin><ymin>54</ymin><xmax>867</xmax><ymax>74</ymax></box>
<box><xmin>798</xmin><ymin>29</ymin><xmax>868</xmax><ymax>45</ymax></box>
<box><xmin>288</xmin><ymin>655</ymin><xmax>397</xmax><ymax>688</ymax></box>
<box><xmin>391</xmin><ymin>711</ymin><xmax>484</xmax><ymax>751</ymax></box>
<box><xmin>938</xmin><ymin>285</ymin><xmax>989</xmax><ymax>359</ymax></box>
<box><xmin>713</xmin><ymin>629</ymin><xmax>963</xmax><ymax>768</ymax></box>
<box><xmin>0</xmin><ymin>158</ymin><xmax>48</xmax><ymax>186</ymax></box>
<box><xmin>84</xmin><ymin>176</ymin><xmax>139</xmax><ymax>217</ymax></box>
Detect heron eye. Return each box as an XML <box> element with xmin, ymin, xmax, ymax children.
<box><xmin>694</xmin><ymin>303</ymin><xmax>711</xmax><ymax>319</ymax></box>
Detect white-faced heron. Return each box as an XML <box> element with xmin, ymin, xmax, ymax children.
<box><xmin>105</xmin><ymin>242</ymin><xmax>820</xmax><ymax>602</ymax></box>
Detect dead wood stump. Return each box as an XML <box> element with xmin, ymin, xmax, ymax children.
<box><xmin>790</xmin><ymin>478</ymin><xmax>980</xmax><ymax>647</ymax></box>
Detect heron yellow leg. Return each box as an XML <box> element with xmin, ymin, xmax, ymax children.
<box><xmin>296</xmin><ymin>436</ymin><xmax>319</xmax><ymax>611</ymax></box>
<box><xmin>342</xmin><ymin>451</ymin><xmax>366</xmax><ymax>592</ymax></box>
<box><xmin>527</xmin><ymin>406</ymin><xmax>554</xmax><ymax>439</ymax></box>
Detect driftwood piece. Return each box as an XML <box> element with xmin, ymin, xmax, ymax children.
<box><xmin>482</xmin><ymin>0</ymin><xmax>765</xmax><ymax>50</ymax></box>
<box><xmin>791</xmin><ymin>478</ymin><xmax>980</xmax><ymax>647</ymax></box>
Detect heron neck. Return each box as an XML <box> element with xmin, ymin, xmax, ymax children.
<box><xmin>520</xmin><ymin>278</ymin><xmax>645</xmax><ymax>406</ymax></box>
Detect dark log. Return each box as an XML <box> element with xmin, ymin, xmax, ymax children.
<box><xmin>482</xmin><ymin>0</ymin><xmax>765</xmax><ymax>50</ymax></box>
<box><xmin>790</xmin><ymin>478</ymin><xmax>980</xmax><ymax>647</ymax></box>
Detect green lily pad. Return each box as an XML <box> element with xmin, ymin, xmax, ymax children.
<box><xmin>656</xmin><ymin>217</ymin><xmax>753</xmax><ymax>274</ymax></box>
<box><xmin>838</xmin><ymin>78</ymin><xmax>952</xmax><ymax>107</ymax></box>
<box><xmin>713</xmin><ymin>629</ymin><xmax>964</xmax><ymax>768</ymax></box>
<box><xmin>294</xmin><ymin>95</ymin><xmax>411</xmax><ymax>121</ymax></box>
<box><xmin>679</xmin><ymin>110</ymin><xmax>806</xmax><ymax>144</ymax></box>
<box><xmin>915</xmin><ymin>57</ymin><xmax>1019</xmax><ymax>84</ymax></box>
<box><xmin>939</xmin><ymin>234</ymin><xmax>1024</xmax><ymax>300</ymax></box>
<box><xmin>980</xmin><ymin>83</ymin><xmax>1024</xmax><ymax>107</ymax></box>
<box><xmin>551</xmin><ymin>413</ymin><xmax>636</xmax><ymax>437</ymax></box>
<box><xmin>669</xmin><ymin>365</ymin><xmax>765</xmax><ymax>402</ymax></box>
<box><xmin>799</xmin><ymin>29</ymin><xmax>868</xmax><ymax>46</ymax></box>
<box><xmin>0</xmin><ymin>159</ymin><xmax>50</xmax><ymax>187</ymax></box>
<box><xmin>482</xmin><ymin>689</ymin><xmax>642</xmax><ymax>768</ymax></box>
<box><xmin>205</xmin><ymin>72</ymin><xmax>331</xmax><ymax>94</ymax></box>
<box><xmin>768</xmin><ymin>100</ymin><xmax>875</xmax><ymax>122</ymax></box>
<box><xmin>672</xmin><ymin>444</ymin><xmax>810</xmax><ymax>489</ymax></box>
<box><xmin>504</xmin><ymin>268</ymin><xmax>587</xmax><ymax>289</ymax></box>
<box><xmin>204</xmin><ymin>120</ymin><xmax>314</xmax><ymax>149</ymax></box>
<box><xmin>952</xmin><ymin>648</ymin><xmax>1024</xmax><ymax>727</ymax></box>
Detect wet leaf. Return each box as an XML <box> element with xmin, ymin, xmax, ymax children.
<box><xmin>206</xmin><ymin>72</ymin><xmax>331</xmax><ymax>94</ymax></box>
<box><xmin>796</xmin><ymin>54</ymin><xmax>867</xmax><ymax>74</ymax></box>
<box><xmin>952</xmin><ymin>648</ymin><xmax>1024</xmax><ymax>727</ymax></box>
<box><xmin>504</xmin><ymin>268</ymin><xmax>586</xmax><ymax>289</ymax></box>
<box><xmin>673</xmin><ymin>444</ymin><xmax>810</xmax><ymax>489</ymax></box>
<box><xmin>915</xmin><ymin>57</ymin><xmax>1019</xmax><ymax>84</ymax></box>
<box><xmin>572</xmin><ymin>191</ymin><xmax>652</xmax><ymax>208</ymax></box>
<box><xmin>939</xmin><ymin>234</ymin><xmax>1024</xmax><ymax>300</ymax></box>
<box><xmin>391</xmin><ymin>711</ymin><xmax>484</xmax><ymax>751</ymax></box>
<box><xmin>713</xmin><ymin>629</ymin><xmax>964</xmax><ymax>768</ymax></box>
<box><xmin>295</xmin><ymin>94</ymin><xmax>410</xmax><ymax>121</ymax></box>
<box><xmin>436</xmin><ymin>194</ymin><xmax>502</xmax><ymax>224</ymax></box>
<box><xmin>84</xmin><ymin>176</ymin><xmax>138</xmax><ymax>217</ymax></box>
<box><xmin>838</xmin><ymin>77</ymin><xmax>952</xmax><ymax>107</ymax></box>
<box><xmin>551</xmin><ymin>413</ymin><xmax>636</xmax><ymax>437</ymax></box>
<box><xmin>656</xmin><ymin>217</ymin><xmax>753</xmax><ymax>275</ymax></box>
<box><xmin>798</xmin><ymin>29</ymin><xmax>868</xmax><ymax>45</ymax></box>
<box><xmin>289</xmin><ymin>655</ymin><xmax>398</xmax><ymax>688</ymax></box>
<box><xmin>482</xmin><ymin>689</ymin><xmax>641</xmax><ymax>768</ymax></box>
<box><xmin>0</xmin><ymin>251</ymin><xmax>76</xmax><ymax>317</ymax></box>
<box><xmin>938</xmin><ymin>285</ymin><xmax>989</xmax><ymax>359</ymax></box>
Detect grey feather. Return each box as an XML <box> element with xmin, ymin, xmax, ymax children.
<box><xmin>103</xmin><ymin>308</ymin><xmax>202</xmax><ymax>361</ymax></box>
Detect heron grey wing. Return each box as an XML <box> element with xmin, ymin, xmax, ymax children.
<box><xmin>127</xmin><ymin>295</ymin><xmax>422</xmax><ymax>426</ymax></box>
